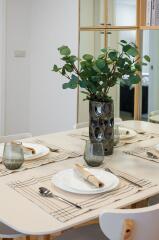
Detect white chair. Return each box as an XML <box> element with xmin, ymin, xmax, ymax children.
<box><xmin>0</xmin><ymin>132</ymin><xmax>32</xmax><ymax>143</ymax></box>
<box><xmin>149</xmin><ymin>110</ymin><xmax>159</xmax><ymax>124</ymax></box>
<box><xmin>99</xmin><ymin>204</ymin><xmax>159</xmax><ymax>240</ymax></box>
<box><xmin>0</xmin><ymin>132</ymin><xmax>32</xmax><ymax>239</ymax></box>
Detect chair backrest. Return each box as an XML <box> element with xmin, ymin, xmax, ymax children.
<box><xmin>99</xmin><ymin>204</ymin><xmax>159</xmax><ymax>240</ymax></box>
<box><xmin>149</xmin><ymin>110</ymin><xmax>159</xmax><ymax>123</ymax></box>
<box><xmin>0</xmin><ymin>133</ymin><xmax>32</xmax><ymax>143</ymax></box>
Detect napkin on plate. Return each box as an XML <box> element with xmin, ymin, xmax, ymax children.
<box><xmin>12</xmin><ymin>142</ymin><xmax>36</xmax><ymax>155</ymax></box>
<box><xmin>74</xmin><ymin>164</ymin><xmax>104</xmax><ymax>188</ymax></box>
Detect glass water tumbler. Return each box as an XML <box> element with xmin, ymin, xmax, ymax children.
<box><xmin>84</xmin><ymin>140</ymin><xmax>104</xmax><ymax>167</ymax></box>
<box><xmin>114</xmin><ymin>124</ymin><xmax>120</xmax><ymax>146</ymax></box>
<box><xmin>2</xmin><ymin>142</ymin><xmax>24</xmax><ymax>170</ymax></box>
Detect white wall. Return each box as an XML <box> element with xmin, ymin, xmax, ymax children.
<box><xmin>29</xmin><ymin>0</ymin><xmax>78</xmax><ymax>135</ymax></box>
<box><xmin>0</xmin><ymin>0</ymin><xmax>6</xmax><ymax>135</ymax></box>
<box><xmin>5</xmin><ymin>0</ymin><xmax>31</xmax><ymax>135</ymax></box>
<box><xmin>4</xmin><ymin>0</ymin><xmax>78</xmax><ymax>136</ymax></box>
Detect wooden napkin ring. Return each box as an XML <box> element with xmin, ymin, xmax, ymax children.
<box><xmin>86</xmin><ymin>174</ymin><xmax>94</xmax><ymax>181</ymax></box>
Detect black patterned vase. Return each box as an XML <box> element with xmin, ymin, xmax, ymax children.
<box><xmin>89</xmin><ymin>100</ymin><xmax>114</xmax><ymax>156</ymax></box>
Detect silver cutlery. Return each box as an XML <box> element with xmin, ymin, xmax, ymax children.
<box><xmin>39</xmin><ymin>187</ymin><xmax>82</xmax><ymax>209</ymax></box>
<box><xmin>105</xmin><ymin>168</ymin><xmax>143</xmax><ymax>188</ymax></box>
<box><xmin>146</xmin><ymin>148</ymin><xmax>159</xmax><ymax>159</ymax></box>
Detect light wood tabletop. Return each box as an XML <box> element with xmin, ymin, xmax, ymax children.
<box><xmin>0</xmin><ymin>120</ymin><xmax>159</xmax><ymax>236</ymax></box>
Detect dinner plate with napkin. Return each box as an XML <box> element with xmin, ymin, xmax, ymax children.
<box><xmin>52</xmin><ymin>164</ymin><xmax>119</xmax><ymax>194</ymax></box>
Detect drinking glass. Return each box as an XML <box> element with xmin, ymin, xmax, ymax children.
<box><xmin>84</xmin><ymin>140</ymin><xmax>104</xmax><ymax>167</ymax></box>
<box><xmin>2</xmin><ymin>142</ymin><xmax>24</xmax><ymax>170</ymax></box>
<box><xmin>114</xmin><ymin>124</ymin><xmax>120</xmax><ymax>146</ymax></box>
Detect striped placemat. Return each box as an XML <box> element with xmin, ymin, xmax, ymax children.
<box><xmin>8</xmin><ymin>171</ymin><xmax>157</xmax><ymax>222</ymax></box>
<box><xmin>0</xmin><ymin>150</ymin><xmax>82</xmax><ymax>177</ymax></box>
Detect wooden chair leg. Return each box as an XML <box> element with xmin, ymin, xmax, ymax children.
<box><xmin>2</xmin><ymin>239</ymin><xmax>13</xmax><ymax>240</ymax></box>
<box><xmin>121</xmin><ymin>219</ymin><xmax>134</xmax><ymax>240</ymax></box>
<box><xmin>25</xmin><ymin>236</ymin><xmax>31</xmax><ymax>240</ymax></box>
<box><xmin>42</xmin><ymin>235</ymin><xmax>50</xmax><ymax>240</ymax></box>
<box><xmin>28</xmin><ymin>234</ymin><xmax>61</xmax><ymax>240</ymax></box>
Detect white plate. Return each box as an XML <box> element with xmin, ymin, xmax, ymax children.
<box><xmin>52</xmin><ymin>168</ymin><xmax>119</xmax><ymax>194</ymax></box>
<box><xmin>119</xmin><ymin>127</ymin><xmax>137</xmax><ymax>140</ymax></box>
<box><xmin>0</xmin><ymin>142</ymin><xmax>49</xmax><ymax>161</ymax></box>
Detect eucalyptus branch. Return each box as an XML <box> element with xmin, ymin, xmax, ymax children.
<box><xmin>73</xmin><ymin>64</ymin><xmax>80</xmax><ymax>76</ymax></box>
<box><xmin>59</xmin><ymin>70</ymin><xmax>71</xmax><ymax>80</ymax></box>
<box><xmin>134</xmin><ymin>56</ymin><xmax>141</xmax><ymax>63</ymax></box>
<box><xmin>53</xmin><ymin>42</ymin><xmax>150</xmax><ymax>102</ymax></box>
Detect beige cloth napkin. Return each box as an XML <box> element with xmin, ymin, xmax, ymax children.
<box><xmin>74</xmin><ymin>164</ymin><xmax>104</xmax><ymax>188</ymax></box>
<box><xmin>12</xmin><ymin>141</ymin><xmax>36</xmax><ymax>154</ymax></box>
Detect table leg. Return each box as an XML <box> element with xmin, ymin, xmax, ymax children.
<box><xmin>131</xmin><ymin>199</ymin><xmax>149</xmax><ymax>208</ymax></box>
<box><xmin>27</xmin><ymin>233</ymin><xmax>62</xmax><ymax>240</ymax></box>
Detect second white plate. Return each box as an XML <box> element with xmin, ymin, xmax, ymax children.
<box><xmin>0</xmin><ymin>142</ymin><xmax>49</xmax><ymax>161</ymax></box>
<box><xmin>119</xmin><ymin>127</ymin><xmax>137</xmax><ymax>140</ymax></box>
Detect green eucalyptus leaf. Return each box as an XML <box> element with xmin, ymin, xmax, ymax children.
<box><xmin>69</xmin><ymin>55</ymin><xmax>78</xmax><ymax>63</ymax></box>
<box><xmin>65</xmin><ymin>64</ymin><xmax>73</xmax><ymax>72</ymax></box>
<box><xmin>144</xmin><ymin>55</ymin><xmax>151</xmax><ymax>62</ymax></box>
<box><xmin>79</xmin><ymin>80</ymin><xmax>87</xmax><ymax>88</ymax></box>
<box><xmin>109</xmin><ymin>51</ymin><xmax>118</xmax><ymax>61</ymax></box>
<box><xmin>120</xmin><ymin>40</ymin><xmax>127</xmax><ymax>44</ymax></box>
<box><xmin>83</xmin><ymin>54</ymin><xmax>93</xmax><ymax>61</ymax></box>
<box><xmin>124</xmin><ymin>45</ymin><xmax>138</xmax><ymax>57</ymax></box>
<box><xmin>62</xmin><ymin>67</ymin><xmax>66</xmax><ymax>75</ymax></box>
<box><xmin>101</xmin><ymin>48</ymin><xmax>107</xmax><ymax>53</ymax></box>
<box><xmin>95</xmin><ymin>59</ymin><xmax>106</xmax><ymax>70</ymax></box>
<box><xmin>134</xmin><ymin>63</ymin><xmax>142</xmax><ymax>71</ymax></box>
<box><xmin>67</xmin><ymin>80</ymin><xmax>78</xmax><ymax>89</ymax></box>
<box><xmin>61</xmin><ymin>56</ymin><xmax>70</xmax><ymax>62</ymax></box>
<box><xmin>52</xmin><ymin>64</ymin><xmax>60</xmax><ymax>72</ymax></box>
<box><xmin>71</xmin><ymin>74</ymin><xmax>79</xmax><ymax>83</ymax></box>
<box><xmin>62</xmin><ymin>83</ymin><xmax>69</xmax><ymax>89</ymax></box>
<box><xmin>58</xmin><ymin>46</ymin><xmax>71</xmax><ymax>56</ymax></box>
<box><xmin>80</xmin><ymin>61</ymin><xmax>87</xmax><ymax>68</ymax></box>
<box><xmin>93</xmin><ymin>65</ymin><xmax>101</xmax><ymax>73</ymax></box>
<box><xmin>91</xmin><ymin>76</ymin><xmax>99</xmax><ymax>82</ymax></box>
<box><xmin>129</xmin><ymin>74</ymin><xmax>141</xmax><ymax>84</ymax></box>
<box><xmin>123</xmin><ymin>44</ymin><xmax>131</xmax><ymax>52</ymax></box>
<box><xmin>98</xmin><ymin>53</ymin><xmax>105</xmax><ymax>59</ymax></box>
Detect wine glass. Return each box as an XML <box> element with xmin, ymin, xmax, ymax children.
<box><xmin>84</xmin><ymin>140</ymin><xmax>104</xmax><ymax>167</ymax></box>
<box><xmin>2</xmin><ymin>142</ymin><xmax>24</xmax><ymax>170</ymax></box>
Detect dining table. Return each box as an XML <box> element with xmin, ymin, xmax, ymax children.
<box><xmin>1</xmin><ymin>120</ymin><xmax>159</xmax><ymax>239</ymax></box>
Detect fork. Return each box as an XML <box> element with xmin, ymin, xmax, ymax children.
<box><xmin>39</xmin><ymin>187</ymin><xmax>82</xmax><ymax>209</ymax></box>
<box><xmin>105</xmin><ymin>168</ymin><xmax>143</xmax><ymax>188</ymax></box>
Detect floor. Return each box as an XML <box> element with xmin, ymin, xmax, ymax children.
<box><xmin>57</xmin><ymin>224</ymin><xmax>108</xmax><ymax>240</ymax></box>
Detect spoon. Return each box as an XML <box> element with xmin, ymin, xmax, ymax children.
<box><xmin>39</xmin><ymin>187</ymin><xmax>82</xmax><ymax>209</ymax></box>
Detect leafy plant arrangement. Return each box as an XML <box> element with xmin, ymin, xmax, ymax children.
<box><xmin>53</xmin><ymin>40</ymin><xmax>150</xmax><ymax>102</ymax></box>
